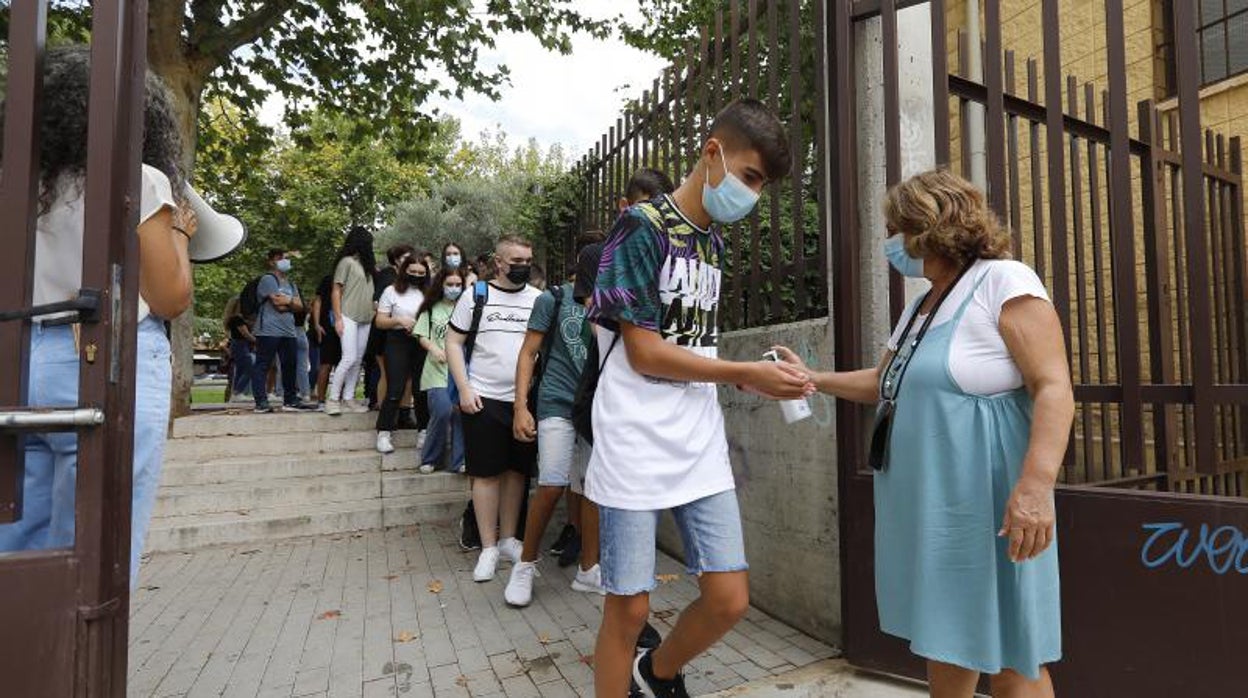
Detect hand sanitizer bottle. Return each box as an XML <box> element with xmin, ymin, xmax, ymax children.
<box><xmin>762</xmin><ymin>350</ymin><xmax>813</xmax><ymax>424</ymax></box>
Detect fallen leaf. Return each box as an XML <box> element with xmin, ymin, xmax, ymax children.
<box><xmin>538</xmin><ymin>634</ymin><xmax>552</xmax><ymax>645</ymax></box>
<box><xmin>455</xmin><ymin>675</ymin><xmax>469</xmax><ymax>687</ymax></box>
<box><xmin>655</xmin><ymin>574</ymin><xmax>680</xmax><ymax>584</ymax></box>
<box><xmin>316</xmin><ymin>610</ymin><xmax>341</xmax><ymax>620</ymax></box>
<box><xmin>427</xmin><ymin>580</ymin><xmax>444</xmax><ymax>594</ymax></box>
<box><xmin>383</xmin><ymin>574</ymin><xmax>399</xmax><ymax>581</ymax></box>
<box><xmin>394</xmin><ymin>631</ymin><xmax>418</xmax><ymax>643</ymax></box>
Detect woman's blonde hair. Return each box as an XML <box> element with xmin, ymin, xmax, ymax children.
<box><xmin>884</xmin><ymin>168</ymin><xmax>1011</xmax><ymax>266</ymax></box>
<box><xmin>222</xmin><ymin>295</ymin><xmax>241</xmax><ymax>330</ymax></box>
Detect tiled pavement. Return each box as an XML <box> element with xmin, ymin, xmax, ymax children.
<box><xmin>127</xmin><ymin>523</ymin><xmax>839</xmax><ymax>697</ymax></box>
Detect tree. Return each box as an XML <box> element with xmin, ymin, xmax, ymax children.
<box><xmin>3</xmin><ymin>0</ymin><xmax>605</xmax><ymax>413</ymax></box>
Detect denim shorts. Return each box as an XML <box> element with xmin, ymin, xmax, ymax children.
<box><xmin>598</xmin><ymin>489</ymin><xmax>748</xmax><ymax>596</ymax></box>
<box><xmin>537</xmin><ymin>417</ymin><xmax>589</xmax><ymax>494</ymax></box>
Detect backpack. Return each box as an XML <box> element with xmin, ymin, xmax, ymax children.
<box><xmin>239</xmin><ymin>273</ymin><xmax>274</xmax><ymax>321</ymax></box>
<box><xmin>571</xmin><ymin>329</ymin><xmax>620</xmax><ymax>445</ymax></box>
<box><xmin>447</xmin><ymin>280</ymin><xmax>490</xmax><ymax>406</ymax></box>
<box><xmin>526</xmin><ymin>285</ymin><xmax>564</xmax><ymax>411</ymax></box>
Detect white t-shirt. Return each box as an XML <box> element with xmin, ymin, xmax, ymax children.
<box><xmin>34</xmin><ymin>164</ymin><xmax>177</xmax><ymax>323</ymax></box>
<box><xmin>448</xmin><ymin>281</ymin><xmax>542</xmax><ymax>402</ymax></box>
<box><xmin>377</xmin><ymin>285</ymin><xmax>423</xmax><ymax>322</ymax></box>
<box><xmin>887</xmin><ymin>259</ymin><xmax>1050</xmax><ymax>397</ymax></box>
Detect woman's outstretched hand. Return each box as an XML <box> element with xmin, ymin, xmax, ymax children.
<box><xmin>999</xmin><ymin>478</ymin><xmax>1056</xmax><ymax>562</ymax></box>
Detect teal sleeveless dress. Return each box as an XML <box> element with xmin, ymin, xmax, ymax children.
<box><xmin>874</xmin><ymin>277</ymin><xmax>1061</xmax><ymax>680</ymax></box>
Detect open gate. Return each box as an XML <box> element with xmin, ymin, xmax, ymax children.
<box><xmin>0</xmin><ymin>1</ymin><xmax>148</xmax><ymax>695</ymax></box>
<box><xmin>830</xmin><ymin>0</ymin><xmax>1248</xmax><ymax>695</ymax></box>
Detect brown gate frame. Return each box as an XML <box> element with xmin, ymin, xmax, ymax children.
<box><xmin>832</xmin><ymin>0</ymin><xmax>1248</xmax><ymax>694</ymax></box>
<box><xmin>0</xmin><ymin>1</ymin><xmax>148</xmax><ymax>695</ymax></box>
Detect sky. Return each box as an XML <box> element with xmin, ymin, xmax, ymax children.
<box><xmin>259</xmin><ymin>0</ymin><xmax>668</xmax><ymax>163</ymax></box>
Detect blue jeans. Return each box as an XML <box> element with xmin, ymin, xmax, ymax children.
<box><xmin>252</xmin><ymin>335</ymin><xmax>298</xmax><ymax>407</ymax></box>
<box><xmin>306</xmin><ymin>330</ymin><xmax>320</xmax><ymax>396</ymax></box>
<box><xmin>295</xmin><ymin>330</ymin><xmax>310</xmax><ymax>398</ymax></box>
<box><xmin>230</xmin><ymin>338</ymin><xmax>254</xmax><ymax>396</ymax></box>
<box><xmin>598</xmin><ymin>489</ymin><xmax>748</xmax><ymax>596</ymax></box>
<box><xmin>0</xmin><ymin>317</ymin><xmax>172</xmax><ymax>589</ymax></box>
<box><xmin>422</xmin><ymin>387</ymin><xmax>464</xmax><ymax>469</ymax></box>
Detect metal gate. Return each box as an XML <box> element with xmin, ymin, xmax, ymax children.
<box><xmin>0</xmin><ymin>1</ymin><xmax>148</xmax><ymax>695</ymax></box>
<box><xmin>831</xmin><ymin>1</ymin><xmax>1248</xmax><ymax>695</ymax></box>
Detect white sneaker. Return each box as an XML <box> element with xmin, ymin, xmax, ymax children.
<box><xmin>376</xmin><ymin>431</ymin><xmax>395</xmax><ymax>454</ymax></box>
<box><xmin>324</xmin><ymin>400</ymin><xmax>342</xmax><ymax>416</ymax></box>
<box><xmin>571</xmin><ymin>564</ymin><xmax>606</xmax><ymax>595</ymax></box>
<box><xmin>348</xmin><ymin>400</ymin><xmax>370</xmax><ymax>413</ymax></box>
<box><xmin>498</xmin><ymin>537</ymin><xmax>524</xmax><ymax>565</ymax></box>
<box><xmin>474</xmin><ymin>547</ymin><xmax>500</xmax><ymax>582</ymax></box>
<box><xmin>418</xmin><ymin>464</ymin><xmax>436</xmax><ymax>475</ymax></box>
<box><xmin>504</xmin><ymin>561</ymin><xmax>539</xmax><ymax>607</ymax></box>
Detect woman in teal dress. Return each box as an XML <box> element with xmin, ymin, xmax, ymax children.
<box><xmin>777</xmin><ymin>169</ymin><xmax>1073</xmax><ymax>697</ymax></box>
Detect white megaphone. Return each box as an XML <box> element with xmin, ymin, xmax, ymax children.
<box><xmin>184</xmin><ymin>184</ymin><xmax>247</xmax><ymax>263</ymax></box>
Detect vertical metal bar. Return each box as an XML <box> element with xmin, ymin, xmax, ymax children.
<box><xmin>1043</xmin><ymin>0</ymin><xmax>1073</xmax><ymax>349</ymax></box>
<box><xmin>79</xmin><ymin>0</ymin><xmax>150</xmax><ymax>689</ymax></box>
<box><xmin>1068</xmin><ymin>77</ymin><xmax>1093</xmax><ymax>483</ymax></box>
<box><xmin>1085</xmin><ymin>84</ymin><xmax>1111</xmax><ymax>481</ymax></box>
<box><xmin>1139</xmin><ymin>101</ymin><xmax>1178</xmax><ymax>486</ymax></box>
<box><xmin>1005</xmin><ymin>51</ymin><xmax>1022</xmax><ymax>259</ymax></box>
<box><xmin>666</xmin><ymin>66</ymin><xmax>677</xmax><ymax>179</ymax></box>
<box><xmin>1027</xmin><ymin>59</ymin><xmax>1048</xmax><ymax>281</ymax></box>
<box><xmin>882</xmin><ymin>0</ymin><xmax>904</xmax><ymax>323</ymax></box>
<box><xmin>686</xmin><ymin>40</ymin><xmax>700</xmax><ymax>177</ymax></box>
<box><xmin>767</xmin><ymin>0</ymin><xmax>783</xmax><ymax>321</ymax></box>
<box><xmin>1170</xmin><ymin>0</ymin><xmax>1216</xmax><ymax>474</ymax></box>
<box><xmin>0</xmin><ymin>0</ymin><xmax>47</xmax><ymax>523</ymax></box>
<box><xmin>983</xmin><ymin>0</ymin><xmax>1007</xmax><ymax>217</ymax></box>
<box><xmin>958</xmin><ymin>31</ymin><xmax>973</xmax><ymax>174</ymax></box>
<box><xmin>699</xmin><ymin>28</ymin><xmax>712</xmax><ymax>144</ymax></box>
<box><xmin>731</xmin><ymin>0</ymin><xmax>742</xmax><ymax>99</ymax></box>
<box><xmin>1230</xmin><ymin>138</ymin><xmax>1248</xmax><ymax>454</ymax></box>
<box><xmin>812</xmin><ymin>0</ymin><xmax>830</xmax><ymax>311</ymax></box>
<box><xmin>789</xmin><ymin>0</ymin><xmax>807</xmax><ymax>317</ymax></box>
<box><xmin>1104</xmin><ymin>0</ymin><xmax>1145</xmax><ymax>476</ymax></box>
<box><xmin>931</xmin><ymin>0</ymin><xmax>950</xmax><ymax>165</ymax></box>
<box><xmin>623</xmin><ymin>113</ymin><xmax>632</xmax><ymax>204</ymax></box>
<box><xmin>1166</xmin><ymin>113</ymin><xmax>1194</xmax><ymax>473</ymax></box>
<box><xmin>715</xmin><ymin>8</ymin><xmax>725</xmax><ymax>113</ymax></box>
<box><xmin>728</xmin><ymin>3</ymin><xmax>744</xmax><ymax>329</ymax></box>
<box><xmin>747</xmin><ymin>0</ymin><xmax>762</xmax><ymax>325</ymax></box>
<box><xmin>597</xmin><ymin>139</ymin><xmax>606</xmax><ymax>230</ymax></box>
<box><xmin>1208</xmin><ymin>131</ymin><xmax>1229</xmax><ymax>460</ymax></box>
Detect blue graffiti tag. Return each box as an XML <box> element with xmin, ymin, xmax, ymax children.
<box><xmin>1140</xmin><ymin>522</ymin><xmax>1248</xmax><ymax>575</ymax></box>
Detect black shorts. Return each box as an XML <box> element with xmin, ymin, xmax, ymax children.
<box><xmin>318</xmin><ymin>328</ymin><xmax>342</xmax><ymax>366</ymax></box>
<box><xmin>366</xmin><ymin>320</ymin><xmax>387</xmax><ymax>357</ymax></box>
<box><xmin>462</xmin><ymin>398</ymin><xmax>537</xmax><ymax>478</ymax></box>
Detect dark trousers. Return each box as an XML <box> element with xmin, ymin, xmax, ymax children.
<box><xmin>375</xmin><ymin>331</ymin><xmax>429</xmax><ymax>432</ymax></box>
<box><xmin>229</xmin><ymin>338</ymin><xmax>254</xmax><ymax>396</ymax></box>
<box><xmin>252</xmin><ymin>336</ymin><xmax>298</xmax><ymax>407</ymax></box>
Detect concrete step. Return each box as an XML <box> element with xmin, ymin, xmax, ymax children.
<box><xmin>144</xmin><ymin>493</ymin><xmax>466</xmax><ymax>552</ymax></box>
<box><xmin>163</xmin><ymin>429</ymin><xmax>419</xmax><ymax>462</ymax></box>
<box><xmin>153</xmin><ymin>473</ymin><xmax>382</xmax><ymax>518</ymax></box>
<box><xmin>708</xmin><ymin>659</ymin><xmax>924</xmax><ymax>697</ymax></box>
<box><xmin>382</xmin><ymin>472</ymin><xmax>469</xmax><ymax>499</ymax></box>
<box><xmin>171</xmin><ymin>410</ymin><xmax>378</xmax><ymax>438</ymax></box>
<box><xmin>158</xmin><ymin>451</ymin><xmax>382</xmax><ymax>486</ymax></box>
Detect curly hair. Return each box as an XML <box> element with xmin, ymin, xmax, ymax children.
<box><xmin>0</xmin><ymin>46</ymin><xmax>186</xmax><ymax>213</ymax></box>
<box><xmin>335</xmin><ymin>225</ymin><xmax>377</xmax><ymax>279</ymax></box>
<box><xmin>884</xmin><ymin>169</ymin><xmax>1011</xmax><ymax>267</ymax></box>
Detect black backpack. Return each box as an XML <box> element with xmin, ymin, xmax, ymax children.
<box><xmin>238</xmin><ymin>273</ymin><xmax>273</xmax><ymax>321</ymax></box>
<box><xmin>571</xmin><ymin>329</ymin><xmax>619</xmax><ymax>445</ymax></box>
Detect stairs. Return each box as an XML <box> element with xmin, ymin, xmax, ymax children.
<box><xmin>147</xmin><ymin>410</ymin><xmax>467</xmax><ymax>552</ymax></box>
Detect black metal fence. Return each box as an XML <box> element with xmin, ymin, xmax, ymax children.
<box><xmin>572</xmin><ymin>0</ymin><xmax>829</xmax><ymax>331</ymax></box>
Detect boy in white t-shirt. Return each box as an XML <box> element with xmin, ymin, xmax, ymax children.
<box><xmin>586</xmin><ymin>99</ymin><xmax>814</xmax><ymax>697</ymax></box>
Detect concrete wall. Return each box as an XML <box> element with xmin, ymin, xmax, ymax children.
<box><xmin>656</xmin><ymin>318</ymin><xmax>842</xmax><ymax>644</ymax></box>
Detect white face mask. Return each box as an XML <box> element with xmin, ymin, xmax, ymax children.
<box><xmin>883</xmin><ymin>235</ymin><xmax>924</xmax><ymax>278</ymax></box>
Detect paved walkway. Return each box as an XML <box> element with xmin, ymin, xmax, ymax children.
<box><xmin>128</xmin><ymin>523</ymin><xmax>839</xmax><ymax>697</ymax></box>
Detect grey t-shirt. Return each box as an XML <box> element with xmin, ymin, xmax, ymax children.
<box><xmin>528</xmin><ymin>283</ymin><xmax>589</xmax><ymax>420</ymax></box>
<box><xmin>255</xmin><ymin>273</ymin><xmax>299</xmax><ymax>338</ymax></box>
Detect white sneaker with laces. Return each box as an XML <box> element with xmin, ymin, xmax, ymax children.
<box><xmin>498</xmin><ymin>537</ymin><xmax>524</xmax><ymax>565</ymax></box>
<box><xmin>324</xmin><ymin>400</ymin><xmax>342</xmax><ymax>416</ymax></box>
<box><xmin>348</xmin><ymin>400</ymin><xmax>370</xmax><ymax>413</ymax></box>
<box><xmin>571</xmin><ymin>564</ymin><xmax>606</xmax><ymax>595</ymax></box>
<box><xmin>474</xmin><ymin>547</ymin><xmax>500</xmax><ymax>582</ymax></box>
<box><xmin>418</xmin><ymin>464</ymin><xmax>436</xmax><ymax>474</ymax></box>
<box><xmin>376</xmin><ymin>431</ymin><xmax>395</xmax><ymax>454</ymax></box>
<box><xmin>504</xmin><ymin>561</ymin><xmax>539</xmax><ymax>607</ymax></box>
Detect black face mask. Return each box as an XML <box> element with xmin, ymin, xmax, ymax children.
<box><xmin>505</xmin><ymin>264</ymin><xmax>532</xmax><ymax>286</ymax></box>
<box><xmin>407</xmin><ymin>274</ymin><xmax>427</xmax><ymax>287</ymax></box>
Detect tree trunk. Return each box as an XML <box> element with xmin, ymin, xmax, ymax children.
<box><xmin>149</xmin><ymin>44</ymin><xmax>205</xmax><ymax>418</ymax></box>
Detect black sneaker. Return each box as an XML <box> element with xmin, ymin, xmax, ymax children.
<box><xmin>283</xmin><ymin>401</ymin><xmax>318</xmax><ymax>411</ymax></box>
<box><xmin>254</xmin><ymin>403</ymin><xmax>275</xmax><ymax>414</ymax></box>
<box><xmin>557</xmin><ymin>535</ymin><xmax>582</xmax><ymax>568</ymax></box>
<box><xmin>632</xmin><ymin>649</ymin><xmax>689</xmax><ymax>698</ymax></box>
<box><xmin>458</xmin><ymin>516</ymin><xmax>482</xmax><ymax>552</ymax></box>
<box><xmin>550</xmin><ymin>524</ymin><xmax>577</xmax><ymax>556</ymax></box>
<box><xmin>636</xmin><ymin>622</ymin><xmax>662</xmax><ymax>651</ymax></box>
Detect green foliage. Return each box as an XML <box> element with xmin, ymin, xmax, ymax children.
<box><xmin>620</xmin><ymin>0</ymin><xmax>724</xmax><ymax>62</ymax></box>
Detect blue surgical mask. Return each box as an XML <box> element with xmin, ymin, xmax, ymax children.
<box><xmin>445</xmin><ymin>254</ymin><xmax>462</xmax><ymax>268</ymax></box>
<box><xmin>444</xmin><ymin>287</ymin><xmax>463</xmax><ymax>301</ymax></box>
<box><xmin>276</xmin><ymin>259</ymin><xmax>292</xmax><ymax>273</ymax></box>
<box><xmin>701</xmin><ymin>146</ymin><xmax>760</xmax><ymax>224</ymax></box>
<box><xmin>884</xmin><ymin>235</ymin><xmax>924</xmax><ymax>278</ymax></box>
